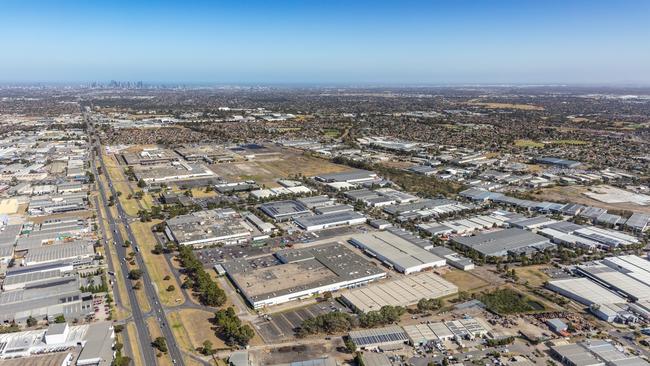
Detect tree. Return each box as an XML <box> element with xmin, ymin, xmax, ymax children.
<box><xmin>128</xmin><ymin>269</ymin><xmax>143</xmax><ymax>280</ymax></box>
<box><xmin>166</xmin><ymin>285</ymin><xmax>176</xmax><ymax>292</ymax></box>
<box><xmin>201</xmin><ymin>340</ymin><xmax>214</xmax><ymax>355</ymax></box>
<box><xmin>163</xmin><ymin>275</ymin><xmax>171</xmax><ymax>280</ymax></box>
<box><xmin>214</xmin><ymin>307</ymin><xmax>255</xmax><ymax>346</ymax></box>
<box><xmin>26</xmin><ymin>316</ymin><xmax>38</xmax><ymax>327</ymax></box>
<box><xmin>354</xmin><ymin>352</ymin><xmax>365</xmax><ymax>366</ymax></box>
<box><xmin>417</xmin><ymin>298</ymin><xmax>442</xmax><ymax>312</ymax></box>
<box><xmin>113</xmin><ymin>355</ymin><xmax>131</xmax><ymax>366</ymax></box>
<box><xmin>344</xmin><ymin>338</ymin><xmax>357</xmax><ymax>353</ymax></box>
<box><xmin>137</xmin><ymin>179</ymin><xmax>147</xmax><ymax>188</ymax></box>
<box><xmin>152</xmin><ymin>337</ymin><xmax>168</xmax><ymax>353</ymax></box>
<box><xmin>54</xmin><ymin>315</ymin><xmax>66</xmax><ymax>323</ymax></box>
<box><xmin>152</xmin><ymin>243</ymin><xmax>164</xmax><ymax>255</ymax></box>
<box><xmin>133</xmin><ymin>281</ymin><xmax>142</xmax><ymax>290</ymax></box>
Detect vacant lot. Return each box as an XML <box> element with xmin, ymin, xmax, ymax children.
<box><xmin>517</xmin><ymin>265</ymin><xmax>551</xmax><ymax>287</ymax></box>
<box><xmin>467</xmin><ymin>101</ymin><xmax>544</xmax><ymax>111</ymax></box>
<box><xmin>169</xmin><ymin>309</ymin><xmax>225</xmax><ymax>353</ymax></box>
<box><xmin>514</xmin><ymin>139</ymin><xmax>544</xmax><ymax>148</ymax></box>
<box><xmin>210</xmin><ymin>151</ymin><xmax>351</xmax><ymax>187</ymax></box>
<box><xmin>531</xmin><ymin>185</ymin><xmax>650</xmax><ymax>214</ymax></box>
<box><xmin>442</xmin><ymin>269</ymin><xmax>490</xmax><ymax>292</ymax></box>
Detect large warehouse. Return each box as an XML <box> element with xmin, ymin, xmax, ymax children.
<box><xmin>164</xmin><ymin>208</ymin><xmax>266</xmax><ymax>247</ymax></box>
<box><xmin>452</xmin><ymin>228</ymin><xmax>553</xmax><ymax>258</ymax></box>
<box><xmin>223</xmin><ymin>242</ymin><xmax>386</xmax><ymax>309</ymax></box>
<box><xmin>294</xmin><ymin>211</ymin><xmax>366</xmax><ymax>231</ymax></box>
<box><xmin>340</xmin><ymin>272</ymin><xmax>458</xmax><ymax>312</ymax></box>
<box><xmin>576</xmin><ymin>256</ymin><xmax>650</xmax><ymax>302</ymax></box>
<box><xmin>258</xmin><ymin>200</ymin><xmax>312</xmax><ymax>222</ymax></box>
<box><xmin>349</xmin><ymin>231</ymin><xmax>446</xmax><ymax>274</ymax></box>
<box><xmin>348</xmin><ymin>326</ymin><xmax>409</xmax><ymax>351</ymax></box>
<box><xmin>546</xmin><ymin>278</ymin><xmax>626</xmax><ymax>306</ymax></box>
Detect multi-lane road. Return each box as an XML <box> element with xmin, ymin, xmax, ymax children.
<box><xmin>87</xmin><ymin>115</ymin><xmax>186</xmax><ymax>366</ymax></box>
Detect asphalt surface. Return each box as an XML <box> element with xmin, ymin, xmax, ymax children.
<box><xmin>87</xmin><ymin>116</ymin><xmax>186</xmax><ymax>366</ymax></box>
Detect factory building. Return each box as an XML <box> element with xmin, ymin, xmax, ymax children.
<box><xmin>165</xmin><ymin>208</ymin><xmax>261</xmax><ymax>247</ymax></box>
<box><xmin>349</xmin><ymin>231</ymin><xmax>446</xmax><ymax>274</ymax></box>
<box><xmin>258</xmin><ymin>200</ymin><xmax>312</xmax><ymax>222</ymax></box>
<box><xmin>294</xmin><ymin>211</ymin><xmax>366</xmax><ymax>231</ymax></box>
<box><xmin>452</xmin><ymin>228</ymin><xmax>553</xmax><ymax>258</ymax></box>
<box><xmin>340</xmin><ymin>272</ymin><xmax>458</xmax><ymax>313</ymax></box>
<box><xmin>224</xmin><ymin>242</ymin><xmax>385</xmax><ymax>309</ymax></box>
<box><xmin>429</xmin><ymin>246</ymin><xmax>475</xmax><ymax>271</ymax></box>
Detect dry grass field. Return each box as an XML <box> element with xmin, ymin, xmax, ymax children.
<box><xmin>442</xmin><ymin>269</ymin><xmax>490</xmax><ymax>292</ymax></box>
<box><xmin>466</xmin><ymin>101</ymin><xmax>544</xmax><ymax>110</ymax></box>
<box><xmin>516</xmin><ymin>265</ymin><xmax>551</xmax><ymax>287</ymax></box>
<box><xmin>127</xmin><ymin>322</ymin><xmax>145</xmax><ymax>366</ymax></box>
<box><xmin>146</xmin><ymin>317</ymin><xmax>173</xmax><ymax>366</ymax></box>
<box><xmin>130</xmin><ymin>221</ymin><xmax>184</xmax><ymax>305</ymax></box>
<box><xmin>210</xmin><ymin>151</ymin><xmax>351</xmax><ymax>187</ymax></box>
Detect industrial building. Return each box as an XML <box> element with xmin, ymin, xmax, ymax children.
<box><xmin>418</xmin><ymin>213</ymin><xmax>508</xmax><ymax>237</ymax></box>
<box><xmin>625</xmin><ymin>213</ymin><xmax>650</xmax><ymax>233</ymax></box>
<box><xmin>174</xmin><ymin>144</ymin><xmax>237</xmax><ymax>163</ymax></box>
<box><xmin>340</xmin><ymin>272</ymin><xmax>458</xmax><ymax>312</ymax></box>
<box><xmin>535</xmin><ymin>157</ymin><xmax>582</xmax><ymax>168</ymax></box>
<box><xmin>349</xmin><ymin>231</ymin><xmax>446</xmax><ymax>274</ymax></box>
<box><xmin>297</xmin><ymin>195</ymin><xmax>337</xmax><ymax>209</ymax></box>
<box><xmin>0</xmin><ymin>322</ymin><xmax>114</xmax><ymax>364</ymax></box>
<box><xmin>576</xmin><ymin>255</ymin><xmax>650</xmax><ymax>302</ymax></box>
<box><xmin>258</xmin><ymin>200</ymin><xmax>312</xmax><ymax>222</ymax></box>
<box><xmin>348</xmin><ymin>326</ymin><xmax>409</xmax><ymax>351</ymax></box>
<box><xmin>313</xmin><ymin>169</ymin><xmax>379</xmax><ymax>184</ymax></box>
<box><xmin>223</xmin><ymin>242</ymin><xmax>386</xmax><ymax>308</ymax></box>
<box><xmin>250</xmin><ymin>185</ymin><xmax>312</xmax><ymax>199</ymax></box>
<box><xmin>429</xmin><ymin>246</ymin><xmax>475</xmax><ymax>270</ymax></box>
<box><xmin>546</xmin><ymin>278</ymin><xmax>627</xmax><ymax>307</ymax></box>
<box><xmin>0</xmin><ymin>276</ymin><xmax>92</xmax><ymax>323</ymax></box>
<box><xmin>294</xmin><ymin>210</ymin><xmax>366</xmax><ymax>231</ymax></box>
<box><xmin>133</xmin><ymin>162</ymin><xmax>217</xmax><ymax>183</ymax></box>
<box><xmin>27</xmin><ymin>193</ymin><xmax>87</xmax><ymax>216</ymax></box>
<box><xmin>165</xmin><ymin>208</ymin><xmax>265</xmax><ymax>247</ymax></box>
<box><xmin>22</xmin><ymin>240</ymin><xmax>96</xmax><ymax>266</ymax></box>
<box><xmin>383</xmin><ymin>198</ymin><xmax>473</xmax><ymax>221</ymax></box>
<box><xmin>551</xmin><ymin>339</ymin><xmax>649</xmax><ymax>366</ymax></box>
<box><xmin>122</xmin><ymin>148</ymin><xmax>179</xmax><ymax>165</ymax></box>
<box><xmin>547</xmin><ymin>318</ymin><xmax>569</xmax><ymax>334</ymax></box>
<box><xmin>452</xmin><ymin>228</ymin><xmax>553</xmax><ymax>258</ymax></box>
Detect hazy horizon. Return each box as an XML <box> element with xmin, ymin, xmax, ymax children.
<box><xmin>2</xmin><ymin>0</ymin><xmax>649</xmax><ymax>84</ymax></box>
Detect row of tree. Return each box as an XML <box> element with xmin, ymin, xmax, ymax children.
<box><xmin>177</xmin><ymin>245</ymin><xmax>226</xmax><ymax>307</ymax></box>
<box><xmin>297</xmin><ymin>305</ymin><xmax>406</xmax><ymax>337</ymax></box>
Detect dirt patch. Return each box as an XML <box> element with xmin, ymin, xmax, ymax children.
<box><xmin>531</xmin><ymin>185</ymin><xmax>650</xmax><ymax>214</ymax></box>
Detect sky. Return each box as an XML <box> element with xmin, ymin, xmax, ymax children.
<box><xmin>1</xmin><ymin>0</ymin><xmax>649</xmax><ymax>85</ymax></box>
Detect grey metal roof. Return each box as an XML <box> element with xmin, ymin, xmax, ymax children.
<box><xmin>453</xmin><ymin>228</ymin><xmax>551</xmax><ymax>257</ymax></box>
<box><xmin>294</xmin><ymin>211</ymin><xmax>365</xmax><ymax>228</ymax></box>
<box><xmin>626</xmin><ymin>213</ymin><xmax>650</xmax><ymax>230</ymax></box>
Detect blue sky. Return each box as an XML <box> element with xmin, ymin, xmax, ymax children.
<box><xmin>1</xmin><ymin>0</ymin><xmax>649</xmax><ymax>84</ymax></box>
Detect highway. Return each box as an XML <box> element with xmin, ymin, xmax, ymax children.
<box><xmin>86</xmin><ymin>114</ymin><xmax>186</xmax><ymax>366</ymax></box>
